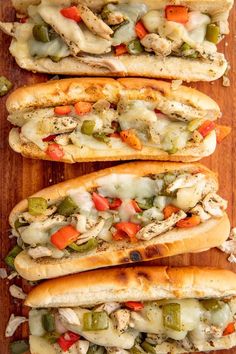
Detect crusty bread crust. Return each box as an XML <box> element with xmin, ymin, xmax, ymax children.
<box><xmin>7</xmin><ymin>78</ymin><xmax>220</xmax><ymax>163</ymax></box>
<box><xmin>25</xmin><ymin>265</ymin><xmax>236</xmax><ymax>307</ymax></box>
<box><xmin>14</xmin><ymin>213</ymin><xmax>230</xmax><ymax>280</ymax></box>
<box><xmin>9</xmin><ymin>162</ymin><xmax>230</xmax><ymax>281</ymax></box>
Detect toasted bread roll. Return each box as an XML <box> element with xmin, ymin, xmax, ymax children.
<box><xmin>7</xmin><ymin>78</ymin><xmax>225</xmax><ymax>163</ymax></box>
<box><xmin>1</xmin><ymin>0</ymin><xmax>233</xmax><ymax>80</ymax></box>
<box><xmin>8</xmin><ymin>162</ymin><xmax>230</xmax><ymax>281</ymax></box>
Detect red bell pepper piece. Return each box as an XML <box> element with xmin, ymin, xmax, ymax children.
<box><xmin>135</xmin><ymin>21</ymin><xmax>148</xmax><ymax>39</ymax></box>
<box><xmin>60</xmin><ymin>6</ymin><xmax>81</xmax><ymax>22</ymax></box>
<box><xmin>125</xmin><ymin>301</ymin><xmax>144</xmax><ymax>311</ymax></box>
<box><xmin>223</xmin><ymin>322</ymin><xmax>235</xmax><ymax>336</ymax></box>
<box><xmin>115</xmin><ymin>44</ymin><xmax>128</xmax><ymax>56</ymax></box>
<box><xmin>46</xmin><ymin>143</ymin><xmax>64</xmax><ymax>161</ymax></box>
<box><xmin>57</xmin><ymin>331</ymin><xmax>80</xmax><ymax>351</ymax></box>
<box><xmin>198</xmin><ymin>120</ymin><xmax>216</xmax><ymax>138</ymax></box>
<box><xmin>165</xmin><ymin>5</ymin><xmax>189</xmax><ymax>23</ymax></box>
<box><xmin>114</xmin><ymin>222</ymin><xmax>141</xmax><ymax>243</ymax></box>
<box><xmin>51</xmin><ymin>225</ymin><xmax>79</xmax><ymax>250</ymax></box>
<box><xmin>163</xmin><ymin>204</ymin><xmax>180</xmax><ymax>219</ymax></box>
<box><xmin>92</xmin><ymin>192</ymin><xmax>110</xmax><ymax>211</ymax></box>
<box><xmin>42</xmin><ymin>134</ymin><xmax>58</xmax><ymax>142</ymax></box>
<box><xmin>109</xmin><ymin>198</ymin><xmax>122</xmax><ymax>210</ymax></box>
<box><xmin>54</xmin><ymin>106</ymin><xmax>71</xmax><ymax>115</ymax></box>
<box><xmin>74</xmin><ymin>102</ymin><xmax>92</xmax><ymax>115</ymax></box>
<box><xmin>131</xmin><ymin>200</ymin><xmax>142</xmax><ymax>213</ymax></box>
<box><xmin>176</xmin><ymin>215</ymin><xmax>201</xmax><ymax>228</ymax></box>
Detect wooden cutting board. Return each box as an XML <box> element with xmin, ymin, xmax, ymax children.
<box><xmin>0</xmin><ymin>1</ymin><xmax>235</xmax><ymax>353</ymax></box>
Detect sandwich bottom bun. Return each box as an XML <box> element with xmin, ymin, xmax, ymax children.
<box><xmin>10</xmin><ymin>45</ymin><xmax>227</xmax><ymax>82</ymax></box>
<box><xmin>15</xmin><ymin>213</ymin><xmax>230</xmax><ymax>281</ymax></box>
<box><xmin>8</xmin><ymin>127</ymin><xmax>217</xmax><ymax>164</ymax></box>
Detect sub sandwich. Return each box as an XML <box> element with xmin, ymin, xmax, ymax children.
<box><xmin>6</xmin><ymin>78</ymin><xmax>231</xmax><ymax>163</ymax></box>
<box><xmin>0</xmin><ymin>0</ymin><xmax>233</xmax><ymax>80</ymax></box>
<box><xmin>17</xmin><ymin>266</ymin><xmax>236</xmax><ymax>353</ymax></box>
<box><xmin>7</xmin><ymin>162</ymin><xmax>230</xmax><ymax>281</ymax></box>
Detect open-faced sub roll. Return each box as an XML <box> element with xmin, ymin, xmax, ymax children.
<box><xmin>18</xmin><ymin>266</ymin><xmax>236</xmax><ymax>353</ymax></box>
<box><xmin>7</xmin><ymin>162</ymin><xmax>230</xmax><ymax>281</ymax></box>
<box><xmin>6</xmin><ymin>78</ymin><xmax>231</xmax><ymax>163</ymax></box>
<box><xmin>0</xmin><ymin>0</ymin><xmax>233</xmax><ymax>81</ymax></box>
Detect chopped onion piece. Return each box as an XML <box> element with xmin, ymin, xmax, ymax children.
<box><xmin>5</xmin><ymin>314</ymin><xmax>27</xmax><ymax>337</ymax></box>
<box><xmin>9</xmin><ymin>285</ymin><xmax>26</xmax><ymax>300</ymax></box>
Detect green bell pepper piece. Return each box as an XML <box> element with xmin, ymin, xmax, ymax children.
<box><xmin>141</xmin><ymin>341</ymin><xmax>156</xmax><ymax>353</ymax></box>
<box><xmin>42</xmin><ymin>313</ymin><xmax>55</xmax><ymax>332</ymax></box>
<box><xmin>10</xmin><ymin>340</ymin><xmax>29</xmax><ymax>354</ymax></box>
<box><xmin>81</xmin><ymin>120</ymin><xmax>96</xmax><ymax>135</ymax></box>
<box><xmin>83</xmin><ymin>311</ymin><xmax>109</xmax><ymax>331</ymax></box>
<box><xmin>14</xmin><ymin>219</ymin><xmax>29</xmax><ymax>230</ymax></box>
<box><xmin>187</xmin><ymin>119</ymin><xmax>204</xmax><ymax>132</ymax></box>
<box><xmin>130</xmin><ymin>347</ymin><xmax>143</xmax><ymax>354</ymax></box>
<box><xmin>136</xmin><ymin>197</ymin><xmax>154</xmax><ymax>210</ymax></box>
<box><xmin>5</xmin><ymin>245</ymin><xmax>22</xmax><ymax>269</ymax></box>
<box><xmin>206</xmin><ymin>24</ymin><xmax>220</xmax><ymax>44</ymax></box>
<box><xmin>69</xmin><ymin>238</ymin><xmax>98</xmax><ymax>253</ymax></box>
<box><xmin>93</xmin><ymin>132</ymin><xmax>110</xmax><ymax>144</ymax></box>
<box><xmin>0</xmin><ymin>76</ymin><xmax>13</xmax><ymax>96</ymax></box>
<box><xmin>28</xmin><ymin>197</ymin><xmax>47</xmax><ymax>216</ymax></box>
<box><xmin>33</xmin><ymin>24</ymin><xmax>51</xmax><ymax>42</ymax></box>
<box><xmin>57</xmin><ymin>196</ymin><xmax>78</xmax><ymax>216</ymax></box>
<box><xmin>201</xmin><ymin>299</ymin><xmax>222</xmax><ymax>311</ymax></box>
<box><xmin>162</xmin><ymin>303</ymin><xmax>181</xmax><ymax>331</ymax></box>
<box><xmin>43</xmin><ymin>332</ymin><xmax>60</xmax><ymax>344</ymax></box>
<box><xmin>127</xmin><ymin>39</ymin><xmax>144</xmax><ymax>55</ymax></box>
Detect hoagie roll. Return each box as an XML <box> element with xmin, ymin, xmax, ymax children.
<box><xmin>23</xmin><ymin>266</ymin><xmax>236</xmax><ymax>353</ymax></box>
<box><xmin>0</xmin><ymin>0</ymin><xmax>233</xmax><ymax>81</ymax></box>
<box><xmin>6</xmin><ymin>78</ymin><xmax>231</xmax><ymax>163</ymax></box>
<box><xmin>8</xmin><ymin>162</ymin><xmax>230</xmax><ymax>281</ymax></box>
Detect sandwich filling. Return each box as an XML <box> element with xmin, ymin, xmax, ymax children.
<box><xmin>28</xmin><ymin>297</ymin><xmax>236</xmax><ymax>353</ymax></box>
<box><xmin>10</xmin><ymin>169</ymin><xmax>226</xmax><ymax>261</ymax></box>
<box><xmin>8</xmin><ymin>98</ymin><xmax>218</xmax><ymax>158</ymax></box>
<box><xmin>1</xmin><ymin>0</ymin><xmax>228</xmax><ymax>71</ymax></box>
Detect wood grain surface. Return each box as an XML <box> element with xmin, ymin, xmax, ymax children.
<box><xmin>0</xmin><ymin>1</ymin><xmax>235</xmax><ymax>353</ymax></box>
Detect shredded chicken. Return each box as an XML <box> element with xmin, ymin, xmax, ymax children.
<box><xmin>112</xmin><ymin>309</ymin><xmax>130</xmax><ymax>333</ymax></box>
<box><xmin>28</xmin><ymin>246</ymin><xmax>53</xmax><ymax>259</ymax></box>
<box><xmin>190</xmin><ymin>204</ymin><xmax>211</xmax><ymax>222</ymax></box>
<box><xmin>77</xmin><ymin>4</ymin><xmax>113</xmax><ymax>40</ymax></box>
<box><xmin>95</xmin><ymin>302</ymin><xmax>121</xmax><ymax>315</ymax></box>
<box><xmin>40</xmin><ymin>117</ymin><xmax>77</xmax><ymax>135</ymax></box>
<box><xmin>21</xmin><ymin>206</ymin><xmax>57</xmax><ymax>223</ymax></box>
<box><xmin>76</xmin><ymin>340</ymin><xmax>90</xmax><ymax>354</ymax></box>
<box><xmin>76</xmin><ymin>219</ymin><xmax>105</xmax><ymax>245</ymax></box>
<box><xmin>136</xmin><ymin>210</ymin><xmax>186</xmax><ymax>240</ymax></box>
<box><xmin>9</xmin><ymin>285</ymin><xmax>26</xmax><ymax>300</ymax></box>
<box><xmin>77</xmin><ymin>55</ymin><xmax>126</xmax><ymax>72</ymax></box>
<box><xmin>5</xmin><ymin>314</ymin><xmax>27</xmax><ymax>337</ymax></box>
<box><xmin>54</xmin><ymin>133</ymin><xmax>70</xmax><ymax>146</ymax></box>
<box><xmin>141</xmin><ymin>33</ymin><xmax>172</xmax><ymax>56</ymax></box>
<box><xmin>202</xmin><ymin>193</ymin><xmax>227</xmax><ymax>217</ymax></box>
<box><xmin>59</xmin><ymin>308</ymin><xmax>80</xmax><ymax>326</ymax></box>
<box><xmin>105</xmin><ymin>11</ymin><xmax>125</xmax><ymax>26</ymax></box>
<box><xmin>166</xmin><ymin>173</ymin><xmax>205</xmax><ymax>193</ymax></box>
